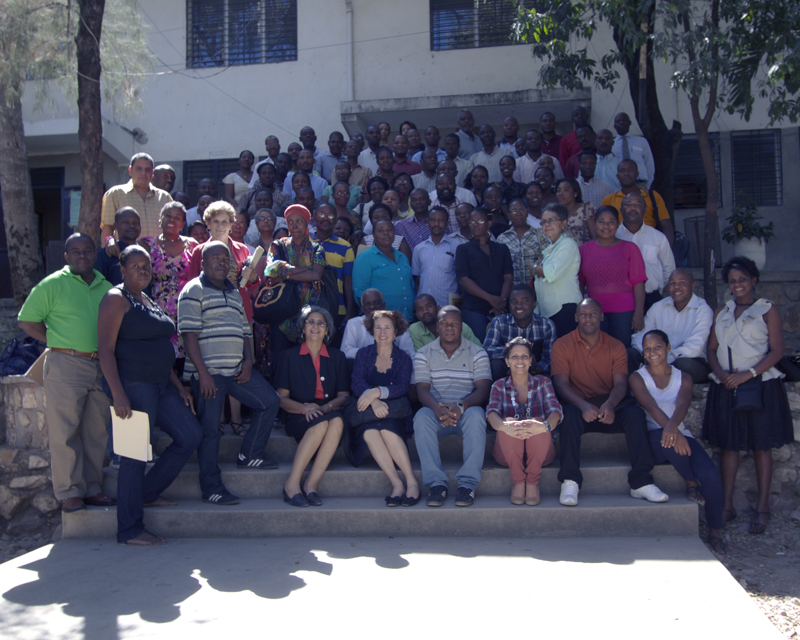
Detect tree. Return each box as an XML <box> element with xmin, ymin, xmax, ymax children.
<box><xmin>0</xmin><ymin>0</ymin><xmax>150</xmax><ymax>306</ymax></box>
<box><xmin>515</xmin><ymin>0</ymin><xmax>800</xmax><ymax>307</ymax></box>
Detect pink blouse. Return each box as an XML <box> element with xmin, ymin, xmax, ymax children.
<box><xmin>578</xmin><ymin>240</ymin><xmax>647</xmax><ymax>313</ymax></box>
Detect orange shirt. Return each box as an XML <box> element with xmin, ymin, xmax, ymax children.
<box><xmin>601</xmin><ymin>186</ymin><xmax>670</xmax><ymax>229</ymax></box>
<box><xmin>551</xmin><ymin>329</ymin><xmax>628</xmax><ymax>400</ymax></box>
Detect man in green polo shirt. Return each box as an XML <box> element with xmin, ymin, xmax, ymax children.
<box><xmin>18</xmin><ymin>233</ymin><xmax>116</xmax><ymax>513</ymax></box>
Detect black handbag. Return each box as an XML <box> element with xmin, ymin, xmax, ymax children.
<box><xmin>729</xmin><ymin>347</ymin><xmax>763</xmax><ymax>411</ymax></box>
<box><xmin>342</xmin><ymin>395</ymin><xmax>412</xmax><ymax>427</ymax></box>
<box><xmin>252</xmin><ymin>241</ymin><xmax>301</xmax><ymax>325</ymax></box>
<box><xmin>317</xmin><ymin>265</ymin><xmax>342</xmax><ymax>324</ymax></box>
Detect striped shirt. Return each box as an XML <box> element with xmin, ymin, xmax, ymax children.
<box><xmin>395</xmin><ymin>215</ymin><xmax>432</xmax><ymax>251</ymax></box>
<box><xmin>177</xmin><ymin>273</ymin><xmax>252</xmax><ymax>379</ymax></box>
<box><xmin>414</xmin><ymin>337</ymin><xmax>491</xmax><ymax>404</ymax></box>
<box><xmin>411</xmin><ymin>234</ymin><xmax>461</xmax><ymax>308</ymax></box>
<box><xmin>311</xmin><ymin>233</ymin><xmax>355</xmax><ymax>317</ymax></box>
<box><xmin>470</xmin><ymin>145</ymin><xmax>506</xmax><ymax>183</ymax></box>
<box><xmin>101</xmin><ymin>181</ymin><xmax>172</xmax><ymax>239</ymax></box>
<box><xmin>513</xmin><ymin>153</ymin><xmax>564</xmax><ymax>184</ymax></box>
<box><xmin>496</xmin><ymin>227</ymin><xmax>547</xmax><ymax>285</ymax></box>
<box><xmin>578</xmin><ymin>175</ymin><xmax>615</xmax><ymax>209</ymax></box>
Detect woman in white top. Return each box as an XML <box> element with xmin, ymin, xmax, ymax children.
<box><xmin>532</xmin><ymin>203</ymin><xmax>582</xmax><ymax>338</ymax></box>
<box><xmin>224</xmin><ymin>150</ymin><xmax>255</xmax><ymax>204</ymax></box>
<box><xmin>703</xmin><ymin>256</ymin><xmax>793</xmax><ymax>535</ymax></box>
<box><xmin>630</xmin><ymin>329</ymin><xmax>725</xmax><ymax>553</ymax></box>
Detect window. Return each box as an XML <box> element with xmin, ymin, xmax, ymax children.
<box><xmin>187</xmin><ymin>0</ymin><xmax>298</xmax><ymax>68</ymax></box>
<box><xmin>731</xmin><ymin>130</ymin><xmax>782</xmax><ymax>207</ymax></box>
<box><xmin>430</xmin><ymin>0</ymin><xmax>533</xmax><ymax>51</ymax></box>
<box><xmin>673</xmin><ymin>134</ymin><xmax>721</xmax><ymax>209</ymax></box>
<box><xmin>183</xmin><ymin>158</ymin><xmax>241</xmax><ymax>202</ymax></box>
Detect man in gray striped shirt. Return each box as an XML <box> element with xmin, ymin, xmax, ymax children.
<box><xmin>413</xmin><ymin>306</ymin><xmax>491</xmax><ymax>508</ymax></box>
<box><xmin>179</xmin><ymin>242</ymin><xmax>281</xmax><ymax>506</ymax></box>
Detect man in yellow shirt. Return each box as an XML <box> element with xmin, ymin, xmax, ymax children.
<box><xmin>602</xmin><ymin>159</ymin><xmax>673</xmax><ymax>247</ymax></box>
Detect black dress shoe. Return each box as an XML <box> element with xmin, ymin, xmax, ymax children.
<box><xmin>84</xmin><ymin>493</ymin><xmax>116</xmax><ymax>507</ymax></box>
<box><xmin>60</xmin><ymin>497</ymin><xmax>86</xmax><ymax>513</ymax></box>
<box><xmin>283</xmin><ymin>489</ymin><xmax>309</xmax><ymax>507</ymax></box>
<box><xmin>401</xmin><ymin>494</ymin><xmax>420</xmax><ymax>507</ymax></box>
<box><xmin>385</xmin><ymin>495</ymin><xmax>403</xmax><ymax>507</ymax></box>
<box><xmin>303</xmin><ymin>490</ymin><xmax>322</xmax><ymax>507</ymax></box>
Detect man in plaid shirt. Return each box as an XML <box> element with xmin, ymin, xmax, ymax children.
<box><xmin>483</xmin><ymin>284</ymin><xmax>556</xmax><ymax>381</ymax></box>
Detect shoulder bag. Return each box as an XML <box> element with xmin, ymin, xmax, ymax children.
<box><xmin>728</xmin><ymin>346</ymin><xmax>763</xmax><ymax>411</ymax></box>
<box><xmin>252</xmin><ymin>241</ymin><xmax>301</xmax><ymax>325</ymax></box>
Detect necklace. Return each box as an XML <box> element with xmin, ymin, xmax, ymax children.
<box><xmin>512</xmin><ymin>381</ymin><xmax>534</xmax><ymax>420</ymax></box>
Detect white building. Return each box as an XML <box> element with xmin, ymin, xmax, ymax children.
<box><xmin>14</xmin><ymin>0</ymin><xmax>800</xmax><ymax>277</ymax></box>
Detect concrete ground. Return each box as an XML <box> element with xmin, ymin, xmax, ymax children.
<box><xmin>0</xmin><ymin>536</ymin><xmax>782</xmax><ymax>640</ymax></box>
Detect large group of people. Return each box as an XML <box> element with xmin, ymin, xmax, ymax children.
<box><xmin>17</xmin><ymin>108</ymin><xmax>794</xmax><ymax>551</ymax></box>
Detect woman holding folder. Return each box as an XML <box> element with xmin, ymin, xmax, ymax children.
<box><xmin>98</xmin><ymin>245</ymin><xmax>202</xmax><ymax>546</ymax></box>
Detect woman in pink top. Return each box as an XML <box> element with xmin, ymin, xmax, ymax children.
<box><xmin>578</xmin><ymin>205</ymin><xmax>646</xmax><ymax>347</ymax></box>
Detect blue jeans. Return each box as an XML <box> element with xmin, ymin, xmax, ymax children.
<box><xmin>413</xmin><ymin>406</ymin><xmax>487</xmax><ymax>491</ymax></box>
<box><xmin>115</xmin><ymin>379</ymin><xmax>202</xmax><ymax>543</ymax></box>
<box><xmin>461</xmin><ymin>310</ymin><xmax>491</xmax><ymax>344</ymax></box>
<box><xmin>601</xmin><ymin>310</ymin><xmax>634</xmax><ymax>347</ymax></box>
<box><xmin>648</xmin><ymin>429</ymin><xmax>724</xmax><ymax>529</ymax></box>
<box><xmin>191</xmin><ymin>370</ymin><xmax>280</xmax><ymax>496</ymax></box>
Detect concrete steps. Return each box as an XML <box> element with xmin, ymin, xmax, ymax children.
<box><xmin>62</xmin><ymin>495</ymin><xmax>699</xmax><ymax>539</ymax></box>
<box><xmin>63</xmin><ymin>426</ymin><xmax>700</xmax><ymax>540</ymax></box>
<box><xmin>101</xmin><ymin>460</ymin><xmax>688</xmax><ymax>500</ymax></box>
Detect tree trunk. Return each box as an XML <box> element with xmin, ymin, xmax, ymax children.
<box><xmin>612</xmin><ymin>5</ymin><xmax>676</xmax><ymax>218</ymax></box>
<box><xmin>75</xmin><ymin>0</ymin><xmax>106</xmax><ymax>246</ymax></box>
<box><xmin>0</xmin><ymin>81</ymin><xmax>46</xmax><ymax>307</ymax></box>
<box><xmin>693</xmin><ymin>111</ymin><xmax>720</xmax><ymax>309</ymax></box>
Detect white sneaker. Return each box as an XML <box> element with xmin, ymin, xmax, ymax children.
<box><xmin>559</xmin><ymin>480</ymin><xmax>580</xmax><ymax>506</ymax></box>
<box><xmin>630</xmin><ymin>484</ymin><xmax>669</xmax><ymax>503</ymax></box>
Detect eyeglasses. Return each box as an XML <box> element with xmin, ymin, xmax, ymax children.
<box><xmin>469</xmin><ymin>219</ymin><xmax>488</xmax><ymax>226</ymax></box>
<box><xmin>256</xmin><ymin>216</ymin><xmax>275</xmax><ymax>223</ymax></box>
<box><xmin>317</xmin><ymin>212</ymin><xmax>337</xmax><ymax>219</ymax></box>
<box><xmin>508</xmin><ymin>209</ymin><xmax>527</xmax><ymax>216</ymax></box>
<box><xmin>305</xmin><ymin>319</ymin><xmax>327</xmax><ymax>327</ymax></box>
<box><xmin>541</xmin><ymin>218</ymin><xmax>561</xmax><ymax>225</ymax></box>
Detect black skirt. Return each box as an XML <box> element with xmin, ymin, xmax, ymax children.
<box><xmin>283</xmin><ymin>401</ymin><xmax>344</xmax><ymax>443</ymax></box>
<box><xmin>347</xmin><ymin>418</ymin><xmax>407</xmax><ymax>467</ymax></box>
<box><xmin>702</xmin><ymin>378</ymin><xmax>794</xmax><ymax>451</ymax></box>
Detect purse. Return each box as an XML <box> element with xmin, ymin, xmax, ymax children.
<box><xmin>252</xmin><ymin>241</ymin><xmax>301</xmax><ymax>325</ymax></box>
<box><xmin>342</xmin><ymin>395</ymin><xmax>412</xmax><ymax>428</ymax></box>
<box><xmin>317</xmin><ymin>265</ymin><xmax>342</xmax><ymax>324</ymax></box>
<box><xmin>728</xmin><ymin>347</ymin><xmax>763</xmax><ymax>411</ymax></box>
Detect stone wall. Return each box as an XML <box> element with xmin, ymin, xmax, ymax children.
<box><xmin>689</xmin><ymin>269</ymin><xmax>800</xmax><ymax>352</ymax></box>
<box><xmin>0</xmin><ymin>300</ymin><xmax>19</xmax><ymax>354</ymax></box>
<box><xmin>0</xmin><ymin>376</ymin><xmax>60</xmax><ymax>557</ymax></box>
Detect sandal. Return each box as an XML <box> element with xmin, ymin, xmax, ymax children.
<box><xmin>230</xmin><ymin>421</ymin><xmax>247</xmax><ymax>437</ymax></box>
<box><xmin>385</xmin><ymin>495</ymin><xmax>403</xmax><ymax>507</ymax></box>
<box><xmin>707</xmin><ymin>535</ymin><xmax>727</xmax><ymax>554</ymax></box>
<box><xmin>686</xmin><ymin>485</ymin><xmax>705</xmax><ymax>506</ymax></box>
<box><xmin>749</xmin><ymin>511</ymin><xmax>769</xmax><ymax>535</ymax></box>
<box><xmin>722</xmin><ymin>508</ymin><xmax>737</xmax><ymax>526</ymax></box>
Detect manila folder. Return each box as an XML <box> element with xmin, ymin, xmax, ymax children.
<box><xmin>111</xmin><ymin>409</ymin><xmax>153</xmax><ymax>462</ymax></box>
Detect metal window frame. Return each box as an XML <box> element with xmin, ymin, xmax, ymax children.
<box><xmin>430</xmin><ymin>0</ymin><xmax>530</xmax><ymax>52</ymax></box>
<box><xmin>673</xmin><ymin>133</ymin><xmax>721</xmax><ymax>210</ymax></box>
<box><xmin>731</xmin><ymin>129</ymin><xmax>783</xmax><ymax>207</ymax></box>
<box><xmin>187</xmin><ymin>0</ymin><xmax>298</xmax><ymax>68</ymax></box>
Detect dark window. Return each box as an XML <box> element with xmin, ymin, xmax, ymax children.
<box><xmin>430</xmin><ymin>0</ymin><xmax>533</xmax><ymax>51</ymax></box>
<box><xmin>187</xmin><ymin>0</ymin><xmax>298</xmax><ymax>69</ymax></box>
<box><xmin>673</xmin><ymin>134</ymin><xmax>721</xmax><ymax>210</ymax></box>
<box><xmin>183</xmin><ymin>158</ymin><xmax>241</xmax><ymax>203</ymax></box>
<box><xmin>731</xmin><ymin>130</ymin><xmax>782</xmax><ymax>207</ymax></box>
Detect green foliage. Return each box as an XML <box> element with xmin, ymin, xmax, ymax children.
<box><xmin>514</xmin><ymin>0</ymin><xmax>800</xmax><ymax>125</ymax></box>
<box><xmin>720</xmin><ymin>199</ymin><xmax>775</xmax><ymax>244</ymax></box>
<box><xmin>0</xmin><ymin>0</ymin><xmax>152</xmax><ymax>114</ymax></box>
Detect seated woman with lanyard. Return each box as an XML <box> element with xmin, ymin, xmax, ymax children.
<box><xmin>97</xmin><ymin>245</ymin><xmax>202</xmax><ymax>546</ymax></box>
<box><xmin>274</xmin><ymin>306</ymin><xmax>350</xmax><ymax>507</ymax></box>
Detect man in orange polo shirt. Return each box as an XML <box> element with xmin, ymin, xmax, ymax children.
<box><xmin>602</xmin><ymin>159</ymin><xmax>674</xmax><ymax>247</ymax></box>
<box><xmin>550</xmin><ymin>298</ymin><xmax>668</xmax><ymax>507</ymax></box>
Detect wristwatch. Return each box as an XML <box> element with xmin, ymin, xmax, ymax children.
<box><xmin>456</xmin><ymin>402</ymin><xmax>465</xmax><ymax>415</ymax></box>
<box><xmin>749</xmin><ymin>367</ymin><xmax>758</xmax><ymax>378</ymax></box>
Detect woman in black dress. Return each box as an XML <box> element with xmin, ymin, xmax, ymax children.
<box><xmin>347</xmin><ymin>310</ymin><xmax>417</xmax><ymax>506</ymax></box>
<box><xmin>274</xmin><ymin>305</ymin><xmax>350</xmax><ymax>507</ymax></box>
<box><xmin>97</xmin><ymin>245</ymin><xmax>202</xmax><ymax>546</ymax></box>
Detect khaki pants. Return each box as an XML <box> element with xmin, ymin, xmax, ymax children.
<box><xmin>43</xmin><ymin>351</ymin><xmax>110</xmax><ymax>501</ymax></box>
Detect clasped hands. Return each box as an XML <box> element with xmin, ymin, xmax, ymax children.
<box><xmin>357</xmin><ymin>388</ymin><xmax>389</xmax><ymax>419</ymax></box>
<box><xmin>502</xmin><ymin>418</ymin><xmax>549</xmax><ymax>439</ymax></box>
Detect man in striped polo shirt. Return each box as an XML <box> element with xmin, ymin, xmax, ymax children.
<box><xmin>413</xmin><ymin>305</ymin><xmax>491</xmax><ymax>508</ymax></box>
<box><xmin>311</xmin><ymin>202</ymin><xmax>355</xmax><ymax>330</ymax></box>
<box><xmin>178</xmin><ymin>242</ymin><xmax>281</xmax><ymax>506</ymax></box>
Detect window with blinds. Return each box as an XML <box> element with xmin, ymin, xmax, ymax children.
<box><xmin>183</xmin><ymin>159</ymin><xmax>241</xmax><ymax>203</ymax></box>
<box><xmin>430</xmin><ymin>0</ymin><xmax>532</xmax><ymax>51</ymax></box>
<box><xmin>731</xmin><ymin>130</ymin><xmax>782</xmax><ymax>207</ymax></box>
<box><xmin>673</xmin><ymin>134</ymin><xmax>721</xmax><ymax>209</ymax></box>
<box><xmin>187</xmin><ymin>0</ymin><xmax>298</xmax><ymax>68</ymax></box>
